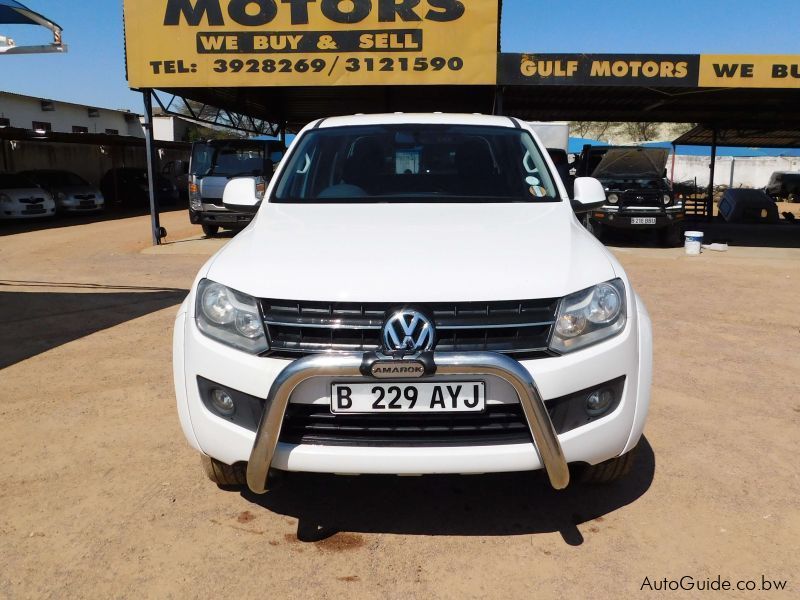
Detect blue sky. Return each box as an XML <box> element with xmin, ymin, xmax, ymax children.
<box><xmin>1</xmin><ymin>0</ymin><xmax>798</xmax><ymax>113</ymax></box>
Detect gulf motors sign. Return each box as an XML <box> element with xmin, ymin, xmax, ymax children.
<box><xmin>501</xmin><ymin>53</ymin><xmax>800</xmax><ymax>89</ymax></box>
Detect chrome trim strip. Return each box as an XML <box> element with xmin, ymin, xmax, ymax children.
<box><xmin>264</xmin><ymin>320</ymin><xmax>554</xmax><ymax>331</ymax></box>
<box><xmin>438</xmin><ymin>321</ymin><xmax>554</xmax><ymax>331</ymax></box>
<box><xmin>246</xmin><ymin>351</ymin><xmax>569</xmax><ymax>493</ymax></box>
<box><xmin>264</xmin><ymin>320</ymin><xmax>381</xmax><ymax>330</ymax></box>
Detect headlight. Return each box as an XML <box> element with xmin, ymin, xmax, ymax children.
<box><xmin>189</xmin><ymin>183</ymin><xmax>202</xmax><ymax>210</ymax></box>
<box><xmin>195</xmin><ymin>280</ymin><xmax>269</xmax><ymax>354</ymax></box>
<box><xmin>607</xmin><ymin>193</ymin><xmax>619</xmax><ymax>204</ymax></box>
<box><xmin>550</xmin><ymin>279</ymin><xmax>627</xmax><ymax>353</ymax></box>
<box><xmin>0</xmin><ymin>193</ymin><xmax>11</xmax><ymax>204</ymax></box>
<box><xmin>255</xmin><ymin>177</ymin><xmax>267</xmax><ymax>201</ymax></box>
<box><xmin>56</xmin><ymin>192</ymin><xmax>66</xmax><ymax>201</ymax></box>
<box><xmin>662</xmin><ymin>194</ymin><xmax>671</xmax><ymax>205</ymax></box>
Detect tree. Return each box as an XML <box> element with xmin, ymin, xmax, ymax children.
<box><xmin>623</xmin><ymin>122</ymin><xmax>660</xmax><ymax>142</ymax></box>
<box><xmin>570</xmin><ymin>121</ymin><xmax>612</xmax><ymax>140</ymax></box>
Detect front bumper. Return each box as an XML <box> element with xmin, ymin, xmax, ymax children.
<box><xmin>189</xmin><ymin>207</ymin><xmax>252</xmax><ymax>227</ymax></box>
<box><xmin>174</xmin><ymin>294</ymin><xmax>652</xmax><ymax>492</ymax></box>
<box><xmin>592</xmin><ymin>208</ymin><xmax>684</xmax><ymax>229</ymax></box>
<box><xmin>1</xmin><ymin>204</ymin><xmax>56</xmax><ymax>219</ymax></box>
<box><xmin>247</xmin><ymin>352</ymin><xmax>570</xmax><ymax>493</ymax></box>
<box><xmin>61</xmin><ymin>200</ymin><xmax>105</xmax><ymax>212</ymax></box>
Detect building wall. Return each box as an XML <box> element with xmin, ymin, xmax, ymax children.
<box><xmin>0</xmin><ymin>92</ymin><xmax>143</xmax><ymax>137</ymax></box>
<box><xmin>672</xmin><ymin>155</ymin><xmax>800</xmax><ymax>188</ymax></box>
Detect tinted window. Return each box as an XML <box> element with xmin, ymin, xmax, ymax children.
<box><xmin>191</xmin><ymin>140</ymin><xmax>284</xmax><ymax>177</ymax></box>
<box><xmin>274</xmin><ymin>125</ymin><xmax>558</xmax><ymax>203</ymax></box>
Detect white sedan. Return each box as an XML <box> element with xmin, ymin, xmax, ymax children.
<box><xmin>0</xmin><ymin>173</ymin><xmax>56</xmax><ymax>219</ymax></box>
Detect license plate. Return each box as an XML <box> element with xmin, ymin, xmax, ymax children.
<box><xmin>23</xmin><ymin>205</ymin><xmax>44</xmax><ymax>214</ymax></box>
<box><xmin>631</xmin><ymin>217</ymin><xmax>656</xmax><ymax>225</ymax></box>
<box><xmin>331</xmin><ymin>382</ymin><xmax>485</xmax><ymax>414</ymax></box>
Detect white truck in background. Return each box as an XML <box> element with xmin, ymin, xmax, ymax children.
<box><xmin>530</xmin><ymin>122</ymin><xmax>571</xmax><ymax>191</ymax></box>
<box><xmin>529</xmin><ymin>122</ymin><xmax>570</xmax><ymax>152</ymax></box>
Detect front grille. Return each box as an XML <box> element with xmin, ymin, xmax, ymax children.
<box><xmin>20</xmin><ymin>197</ymin><xmax>46</xmax><ymax>204</ymax></box>
<box><xmin>260</xmin><ymin>299</ymin><xmax>559</xmax><ymax>360</ymax></box>
<box><xmin>75</xmin><ymin>194</ymin><xmax>96</xmax><ymax>200</ymax></box>
<box><xmin>279</xmin><ymin>403</ymin><xmax>533</xmax><ymax>446</ymax></box>
<box><xmin>619</xmin><ymin>189</ymin><xmax>665</xmax><ymax>208</ymax></box>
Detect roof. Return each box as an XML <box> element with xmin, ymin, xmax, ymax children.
<box><xmin>156</xmin><ymin>85</ymin><xmax>498</xmax><ymax>133</ymax></box>
<box><xmin>0</xmin><ymin>0</ymin><xmax>60</xmax><ymax>29</ymax></box>
<box><xmin>315</xmin><ymin>113</ymin><xmax>519</xmax><ymax>129</ymax></box>
<box><xmin>499</xmin><ymin>84</ymin><xmax>800</xmax><ymax>128</ymax></box>
<box><xmin>673</xmin><ymin>125</ymin><xmax>800</xmax><ymax>149</ymax></box>
<box><xmin>0</xmin><ymin>125</ymin><xmax>187</xmax><ymax>149</ymax></box>
<box><xmin>0</xmin><ymin>90</ymin><xmax>140</xmax><ymax>117</ymax></box>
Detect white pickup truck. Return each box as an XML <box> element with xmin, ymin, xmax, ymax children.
<box><xmin>173</xmin><ymin>113</ymin><xmax>652</xmax><ymax>493</ymax></box>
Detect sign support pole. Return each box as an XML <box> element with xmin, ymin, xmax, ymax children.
<box><xmin>706</xmin><ymin>127</ymin><xmax>718</xmax><ymax>221</ymax></box>
<box><xmin>142</xmin><ymin>89</ymin><xmax>163</xmax><ymax>246</ymax></box>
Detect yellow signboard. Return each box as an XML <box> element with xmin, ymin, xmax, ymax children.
<box><xmin>123</xmin><ymin>0</ymin><xmax>499</xmax><ymax>88</ymax></box>
<box><xmin>699</xmin><ymin>55</ymin><xmax>800</xmax><ymax>88</ymax></box>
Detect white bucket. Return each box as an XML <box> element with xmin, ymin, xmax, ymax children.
<box><xmin>684</xmin><ymin>231</ymin><xmax>703</xmax><ymax>256</ymax></box>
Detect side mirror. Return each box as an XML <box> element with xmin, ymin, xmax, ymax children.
<box><xmin>571</xmin><ymin>177</ymin><xmax>606</xmax><ymax>212</ymax></box>
<box><xmin>223</xmin><ymin>177</ymin><xmax>261</xmax><ymax>214</ymax></box>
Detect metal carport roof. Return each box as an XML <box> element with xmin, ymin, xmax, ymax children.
<box><xmin>673</xmin><ymin>125</ymin><xmax>800</xmax><ymax>149</ymax></box>
<box><xmin>155</xmin><ymin>84</ymin><xmax>498</xmax><ymax>134</ymax></box>
<box><xmin>0</xmin><ymin>0</ymin><xmax>65</xmax><ymax>53</ymax></box>
<box><xmin>498</xmin><ymin>85</ymin><xmax>800</xmax><ymax>129</ymax></box>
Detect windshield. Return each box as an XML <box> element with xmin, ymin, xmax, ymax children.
<box><xmin>31</xmin><ymin>171</ymin><xmax>88</xmax><ymax>186</ymax></box>
<box><xmin>0</xmin><ymin>174</ymin><xmax>36</xmax><ymax>189</ymax></box>
<box><xmin>191</xmin><ymin>140</ymin><xmax>284</xmax><ymax>178</ymax></box>
<box><xmin>274</xmin><ymin>125</ymin><xmax>559</xmax><ymax>203</ymax></box>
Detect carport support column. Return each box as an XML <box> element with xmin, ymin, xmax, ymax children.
<box><xmin>142</xmin><ymin>89</ymin><xmax>162</xmax><ymax>246</ymax></box>
<box><xmin>706</xmin><ymin>128</ymin><xmax>718</xmax><ymax>221</ymax></box>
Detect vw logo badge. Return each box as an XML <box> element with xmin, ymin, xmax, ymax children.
<box><xmin>382</xmin><ymin>310</ymin><xmax>435</xmax><ymax>356</ymax></box>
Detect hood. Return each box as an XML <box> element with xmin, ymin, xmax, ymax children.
<box><xmin>592</xmin><ymin>148</ymin><xmax>670</xmax><ymax>180</ymax></box>
<box><xmin>2</xmin><ymin>187</ymin><xmax>51</xmax><ymax>200</ymax></box>
<box><xmin>206</xmin><ymin>203</ymin><xmax>616</xmax><ymax>303</ymax></box>
<box><xmin>52</xmin><ymin>184</ymin><xmax>101</xmax><ymax>196</ymax></box>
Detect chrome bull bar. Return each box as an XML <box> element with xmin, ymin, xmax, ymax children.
<box><xmin>246</xmin><ymin>351</ymin><xmax>570</xmax><ymax>493</ymax></box>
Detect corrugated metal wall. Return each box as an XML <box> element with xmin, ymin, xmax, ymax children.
<box><xmin>0</xmin><ymin>139</ymin><xmax>188</xmax><ymax>186</ymax></box>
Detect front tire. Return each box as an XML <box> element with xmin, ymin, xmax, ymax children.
<box><xmin>202</xmin><ymin>224</ymin><xmax>219</xmax><ymax>237</ymax></box>
<box><xmin>201</xmin><ymin>456</ymin><xmax>246</xmax><ymax>487</ymax></box>
<box><xmin>578</xmin><ymin>443</ymin><xmax>639</xmax><ymax>484</ymax></box>
<box><xmin>660</xmin><ymin>224</ymin><xmax>683</xmax><ymax>247</ymax></box>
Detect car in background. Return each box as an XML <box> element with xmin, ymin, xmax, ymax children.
<box><xmin>100</xmin><ymin>168</ymin><xmax>179</xmax><ymax>208</ymax></box>
<box><xmin>0</xmin><ymin>172</ymin><xmax>56</xmax><ymax>220</ymax></box>
<box><xmin>546</xmin><ymin>148</ymin><xmax>574</xmax><ymax>197</ymax></box>
<box><xmin>576</xmin><ymin>146</ymin><xmax>684</xmax><ymax>246</ymax></box>
<box><xmin>162</xmin><ymin>159</ymin><xmax>190</xmax><ymax>200</ymax></box>
<box><xmin>20</xmin><ymin>169</ymin><xmax>105</xmax><ymax>213</ymax></box>
<box><xmin>189</xmin><ymin>139</ymin><xmax>285</xmax><ymax>236</ymax></box>
<box><xmin>765</xmin><ymin>171</ymin><xmax>800</xmax><ymax>203</ymax></box>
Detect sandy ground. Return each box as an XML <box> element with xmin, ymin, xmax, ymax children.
<box><xmin>1</xmin><ymin>211</ymin><xmax>799</xmax><ymax>599</ymax></box>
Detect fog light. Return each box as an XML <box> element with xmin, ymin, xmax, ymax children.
<box><xmin>586</xmin><ymin>389</ymin><xmax>614</xmax><ymax>417</ymax></box>
<box><xmin>211</xmin><ymin>389</ymin><xmax>235</xmax><ymax>416</ymax></box>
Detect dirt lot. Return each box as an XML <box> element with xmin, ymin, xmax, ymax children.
<box><xmin>1</xmin><ymin>211</ymin><xmax>799</xmax><ymax>599</ymax></box>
